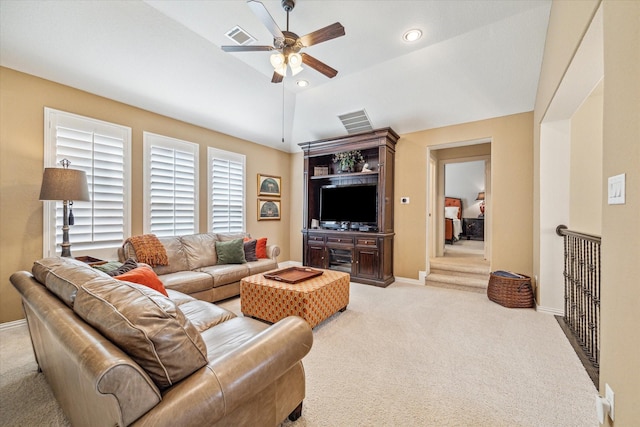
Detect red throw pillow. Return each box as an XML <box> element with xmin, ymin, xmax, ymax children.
<box><xmin>256</xmin><ymin>237</ymin><xmax>268</xmax><ymax>259</ymax></box>
<box><xmin>115</xmin><ymin>265</ymin><xmax>168</xmax><ymax>297</ymax></box>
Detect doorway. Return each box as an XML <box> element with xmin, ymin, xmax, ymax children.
<box><xmin>425</xmin><ymin>140</ymin><xmax>491</xmax><ymax>290</ymax></box>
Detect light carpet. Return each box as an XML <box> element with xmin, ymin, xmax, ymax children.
<box><xmin>1</xmin><ymin>281</ymin><xmax>597</xmax><ymax>426</ymax></box>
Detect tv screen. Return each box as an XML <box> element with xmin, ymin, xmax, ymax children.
<box><xmin>320</xmin><ymin>184</ymin><xmax>377</xmax><ymax>224</ymax></box>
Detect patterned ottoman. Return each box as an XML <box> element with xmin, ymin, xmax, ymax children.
<box><xmin>240</xmin><ymin>269</ymin><xmax>350</xmax><ymax>328</ymax></box>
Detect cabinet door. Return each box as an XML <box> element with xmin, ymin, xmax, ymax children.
<box><xmin>327</xmin><ymin>246</ymin><xmax>353</xmax><ymax>274</ymax></box>
<box><xmin>307</xmin><ymin>245</ymin><xmax>326</xmax><ymax>268</ymax></box>
<box><xmin>355</xmin><ymin>247</ymin><xmax>379</xmax><ymax>279</ymax></box>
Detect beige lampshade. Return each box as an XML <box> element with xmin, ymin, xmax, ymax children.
<box><xmin>476</xmin><ymin>191</ymin><xmax>485</xmax><ymax>201</ymax></box>
<box><xmin>39</xmin><ymin>168</ymin><xmax>90</xmax><ymax>201</ymax></box>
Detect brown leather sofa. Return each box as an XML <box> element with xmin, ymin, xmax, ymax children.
<box><xmin>119</xmin><ymin>232</ymin><xmax>280</xmax><ymax>302</ymax></box>
<box><xmin>10</xmin><ymin>257</ymin><xmax>313</xmax><ymax>427</ymax></box>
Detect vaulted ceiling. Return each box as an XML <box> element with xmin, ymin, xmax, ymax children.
<box><xmin>0</xmin><ymin>0</ymin><xmax>551</xmax><ymax>153</ymax></box>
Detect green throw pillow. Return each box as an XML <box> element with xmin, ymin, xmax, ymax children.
<box><xmin>215</xmin><ymin>238</ymin><xmax>246</xmax><ymax>265</ymax></box>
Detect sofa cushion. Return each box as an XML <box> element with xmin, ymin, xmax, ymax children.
<box><xmin>115</xmin><ymin>265</ymin><xmax>168</xmax><ymax>297</ymax></box>
<box><xmin>151</xmin><ymin>236</ymin><xmax>190</xmax><ymax>276</ymax></box>
<box><xmin>160</xmin><ymin>271</ymin><xmax>214</xmax><ymax>295</ymax></box>
<box><xmin>199</xmin><ymin>264</ymin><xmax>250</xmax><ymax>287</ymax></box>
<box><xmin>243</xmin><ymin>239</ymin><xmax>258</xmax><ymax>262</ymax></box>
<box><xmin>215</xmin><ymin>238</ymin><xmax>246</xmax><ymax>265</ymax></box>
<box><xmin>216</xmin><ymin>232</ymin><xmax>250</xmax><ymax>242</ymax></box>
<box><xmin>73</xmin><ymin>276</ymin><xmax>208</xmax><ymax>390</ymax></box>
<box><xmin>180</xmin><ymin>233</ymin><xmax>218</xmax><ymax>270</ymax></box>
<box><xmin>176</xmin><ymin>299</ymin><xmax>236</xmax><ymax>332</ymax></box>
<box><xmin>33</xmin><ymin>257</ymin><xmax>106</xmax><ymax>308</ymax></box>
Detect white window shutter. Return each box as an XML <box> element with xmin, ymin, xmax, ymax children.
<box><xmin>208</xmin><ymin>148</ymin><xmax>245</xmax><ymax>233</ymax></box>
<box><xmin>143</xmin><ymin>133</ymin><xmax>198</xmax><ymax>237</ymax></box>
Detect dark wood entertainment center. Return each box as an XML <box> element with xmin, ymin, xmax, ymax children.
<box><xmin>299</xmin><ymin>128</ymin><xmax>398</xmax><ymax>287</ymax></box>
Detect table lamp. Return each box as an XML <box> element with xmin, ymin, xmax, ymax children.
<box><xmin>39</xmin><ymin>159</ymin><xmax>90</xmax><ymax>257</ymax></box>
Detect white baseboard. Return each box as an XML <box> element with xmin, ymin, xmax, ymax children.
<box><xmin>0</xmin><ymin>319</ymin><xmax>26</xmax><ymax>331</ymax></box>
<box><xmin>394</xmin><ymin>276</ymin><xmax>424</xmax><ymax>286</ymax></box>
<box><xmin>418</xmin><ymin>271</ymin><xmax>427</xmax><ymax>283</ymax></box>
<box><xmin>536</xmin><ymin>305</ymin><xmax>564</xmax><ymax>316</ymax></box>
<box><xmin>278</xmin><ymin>260</ymin><xmax>301</xmax><ymax>268</ymax></box>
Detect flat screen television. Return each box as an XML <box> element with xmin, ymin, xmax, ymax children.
<box><xmin>319</xmin><ymin>184</ymin><xmax>377</xmax><ymax>226</ymax></box>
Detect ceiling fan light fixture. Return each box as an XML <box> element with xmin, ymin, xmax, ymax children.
<box><xmin>270</xmin><ymin>52</ymin><xmax>285</xmax><ymax>68</ymax></box>
<box><xmin>402</xmin><ymin>29</ymin><xmax>422</xmax><ymax>42</ymax></box>
<box><xmin>288</xmin><ymin>52</ymin><xmax>302</xmax><ymax>67</ymax></box>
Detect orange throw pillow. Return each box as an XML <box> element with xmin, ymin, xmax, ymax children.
<box><xmin>256</xmin><ymin>237</ymin><xmax>268</xmax><ymax>259</ymax></box>
<box><xmin>115</xmin><ymin>265</ymin><xmax>168</xmax><ymax>297</ymax></box>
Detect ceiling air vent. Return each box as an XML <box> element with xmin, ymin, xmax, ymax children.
<box><xmin>338</xmin><ymin>109</ymin><xmax>373</xmax><ymax>134</ymax></box>
<box><xmin>225</xmin><ymin>26</ymin><xmax>256</xmax><ymax>46</ymax></box>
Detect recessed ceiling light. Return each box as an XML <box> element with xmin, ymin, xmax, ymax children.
<box><xmin>296</xmin><ymin>80</ymin><xmax>309</xmax><ymax>87</ymax></box>
<box><xmin>402</xmin><ymin>29</ymin><xmax>422</xmax><ymax>42</ymax></box>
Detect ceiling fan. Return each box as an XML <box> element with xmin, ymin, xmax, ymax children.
<box><xmin>221</xmin><ymin>0</ymin><xmax>345</xmax><ymax>83</ymax></box>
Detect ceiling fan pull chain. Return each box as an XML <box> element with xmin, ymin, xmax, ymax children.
<box><xmin>282</xmin><ymin>81</ymin><xmax>285</xmax><ymax>143</ymax></box>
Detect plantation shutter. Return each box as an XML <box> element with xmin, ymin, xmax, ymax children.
<box><xmin>44</xmin><ymin>109</ymin><xmax>131</xmax><ymax>256</ymax></box>
<box><xmin>144</xmin><ymin>133</ymin><xmax>198</xmax><ymax>237</ymax></box>
<box><xmin>208</xmin><ymin>148</ymin><xmax>245</xmax><ymax>233</ymax></box>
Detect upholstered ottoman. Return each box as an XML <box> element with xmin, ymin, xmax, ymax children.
<box><xmin>240</xmin><ymin>269</ymin><xmax>350</xmax><ymax>328</ymax></box>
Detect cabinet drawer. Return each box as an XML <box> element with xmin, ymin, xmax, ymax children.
<box><xmin>356</xmin><ymin>238</ymin><xmax>377</xmax><ymax>247</ymax></box>
<box><xmin>308</xmin><ymin>235</ymin><xmax>325</xmax><ymax>242</ymax></box>
<box><xmin>327</xmin><ymin>236</ymin><xmax>354</xmax><ymax>245</ymax></box>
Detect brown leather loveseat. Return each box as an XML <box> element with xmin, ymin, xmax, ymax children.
<box><xmin>10</xmin><ymin>257</ymin><xmax>313</xmax><ymax>426</ymax></box>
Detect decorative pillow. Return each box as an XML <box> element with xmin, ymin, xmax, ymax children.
<box><xmin>444</xmin><ymin>206</ymin><xmax>459</xmax><ymax>220</ymax></box>
<box><xmin>105</xmin><ymin>258</ymin><xmax>138</xmax><ymax>276</ymax></box>
<box><xmin>73</xmin><ymin>276</ymin><xmax>208</xmax><ymax>390</ymax></box>
<box><xmin>256</xmin><ymin>237</ymin><xmax>268</xmax><ymax>258</ymax></box>
<box><xmin>92</xmin><ymin>261</ymin><xmax>123</xmax><ymax>273</ymax></box>
<box><xmin>115</xmin><ymin>265</ymin><xmax>168</xmax><ymax>297</ymax></box>
<box><xmin>215</xmin><ymin>238</ymin><xmax>246</xmax><ymax>264</ymax></box>
<box><xmin>243</xmin><ymin>239</ymin><xmax>258</xmax><ymax>262</ymax></box>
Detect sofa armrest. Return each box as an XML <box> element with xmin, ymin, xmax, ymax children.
<box><xmin>131</xmin><ymin>316</ymin><xmax>312</xmax><ymax>427</ymax></box>
<box><xmin>266</xmin><ymin>244</ymin><xmax>280</xmax><ymax>260</ymax></box>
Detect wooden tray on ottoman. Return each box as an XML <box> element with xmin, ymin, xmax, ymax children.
<box><xmin>263</xmin><ymin>267</ymin><xmax>324</xmax><ymax>284</ymax></box>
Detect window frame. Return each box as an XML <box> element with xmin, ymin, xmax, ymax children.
<box><xmin>43</xmin><ymin>108</ymin><xmax>131</xmax><ymax>260</ymax></box>
<box><xmin>208</xmin><ymin>147</ymin><xmax>246</xmax><ymax>233</ymax></box>
<box><xmin>143</xmin><ymin>132</ymin><xmax>199</xmax><ymax>237</ymax></box>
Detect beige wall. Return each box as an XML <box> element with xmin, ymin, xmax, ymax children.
<box><xmin>0</xmin><ymin>67</ymin><xmax>293</xmax><ymax>323</ymax></box>
<box><xmin>570</xmin><ymin>80</ymin><xmax>603</xmax><ymax>235</ymax></box>
<box><xmin>600</xmin><ymin>0</ymin><xmax>640</xmax><ymax>424</ymax></box>
<box><xmin>393</xmin><ymin>113</ymin><xmax>533</xmax><ymax>279</ymax></box>
<box><xmin>534</xmin><ymin>0</ymin><xmax>640</xmax><ymax>423</ymax></box>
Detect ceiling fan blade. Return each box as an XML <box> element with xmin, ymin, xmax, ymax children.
<box><xmin>221</xmin><ymin>45</ymin><xmax>274</xmax><ymax>52</ymax></box>
<box><xmin>271</xmin><ymin>72</ymin><xmax>284</xmax><ymax>84</ymax></box>
<box><xmin>298</xmin><ymin>22</ymin><xmax>345</xmax><ymax>47</ymax></box>
<box><xmin>247</xmin><ymin>0</ymin><xmax>284</xmax><ymax>40</ymax></box>
<box><xmin>301</xmin><ymin>53</ymin><xmax>338</xmax><ymax>78</ymax></box>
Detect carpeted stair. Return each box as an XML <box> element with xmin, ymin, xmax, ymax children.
<box><xmin>426</xmin><ymin>258</ymin><xmax>490</xmax><ymax>292</ymax></box>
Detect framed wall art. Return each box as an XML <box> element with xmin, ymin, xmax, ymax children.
<box><xmin>258</xmin><ymin>198</ymin><xmax>281</xmax><ymax>220</ymax></box>
<box><xmin>257</xmin><ymin>174</ymin><xmax>281</xmax><ymax>197</ymax></box>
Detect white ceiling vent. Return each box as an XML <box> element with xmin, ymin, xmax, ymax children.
<box><xmin>338</xmin><ymin>109</ymin><xmax>373</xmax><ymax>134</ymax></box>
<box><xmin>225</xmin><ymin>26</ymin><xmax>256</xmax><ymax>46</ymax></box>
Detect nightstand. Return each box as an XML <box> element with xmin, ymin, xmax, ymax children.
<box><xmin>463</xmin><ymin>218</ymin><xmax>484</xmax><ymax>241</ymax></box>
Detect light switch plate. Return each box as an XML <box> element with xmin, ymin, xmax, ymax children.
<box><xmin>608</xmin><ymin>174</ymin><xmax>625</xmax><ymax>205</ymax></box>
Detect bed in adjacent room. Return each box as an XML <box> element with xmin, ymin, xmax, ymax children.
<box><xmin>445</xmin><ymin>197</ymin><xmax>463</xmax><ymax>244</ymax></box>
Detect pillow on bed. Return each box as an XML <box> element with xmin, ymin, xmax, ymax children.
<box><xmin>445</xmin><ymin>206</ymin><xmax>459</xmax><ymax>220</ymax></box>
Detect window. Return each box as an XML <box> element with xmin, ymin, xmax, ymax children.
<box><xmin>143</xmin><ymin>132</ymin><xmax>198</xmax><ymax>237</ymax></box>
<box><xmin>208</xmin><ymin>147</ymin><xmax>245</xmax><ymax>232</ymax></box>
<box><xmin>43</xmin><ymin>108</ymin><xmax>131</xmax><ymax>258</ymax></box>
